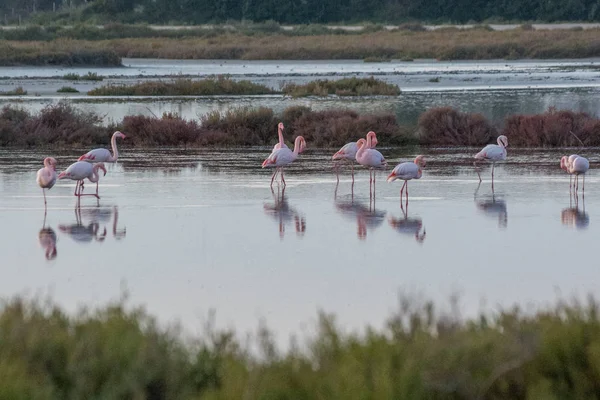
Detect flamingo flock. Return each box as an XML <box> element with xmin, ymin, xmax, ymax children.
<box><xmin>36</xmin><ymin>123</ymin><xmax>591</xmax><ymax>212</ymax></box>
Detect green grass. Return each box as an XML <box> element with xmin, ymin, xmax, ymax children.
<box><xmin>282</xmin><ymin>77</ymin><xmax>401</xmax><ymax>97</ymax></box>
<box><xmin>63</xmin><ymin>72</ymin><xmax>103</xmax><ymax>81</ymax></box>
<box><xmin>0</xmin><ymin>86</ymin><xmax>27</xmax><ymax>95</ymax></box>
<box><xmin>87</xmin><ymin>77</ymin><xmax>276</xmax><ymax>96</ymax></box>
<box><xmin>57</xmin><ymin>86</ymin><xmax>80</xmax><ymax>93</ymax></box>
<box><xmin>3</xmin><ymin>293</ymin><xmax>600</xmax><ymax>399</ymax></box>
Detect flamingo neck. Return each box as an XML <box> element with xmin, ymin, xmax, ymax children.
<box><xmin>89</xmin><ymin>166</ymin><xmax>101</xmax><ymax>183</ymax></box>
<box><xmin>292</xmin><ymin>137</ymin><xmax>302</xmax><ymax>155</ymax></box>
<box><xmin>366</xmin><ymin>134</ymin><xmax>374</xmax><ymax>148</ymax></box>
<box><xmin>44</xmin><ymin>158</ymin><xmax>54</xmax><ymax>169</ymax></box>
<box><xmin>278</xmin><ymin>126</ymin><xmax>284</xmax><ymax>145</ymax></box>
<box><xmin>111</xmin><ymin>133</ymin><xmax>119</xmax><ymax>160</ymax></box>
<box><xmin>356</xmin><ymin>141</ymin><xmax>367</xmax><ymax>158</ymax></box>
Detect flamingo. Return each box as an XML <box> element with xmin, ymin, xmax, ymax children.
<box><xmin>355</xmin><ymin>138</ymin><xmax>387</xmax><ymax>199</ymax></box>
<box><xmin>332</xmin><ymin>131</ymin><xmax>378</xmax><ymax>182</ymax></box>
<box><xmin>561</xmin><ymin>154</ymin><xmax>589</xmax><ymax>193</ymax></box>
<box><xmin>262</xmin><ymin>136</ymin><xmax>307</xmax><ymax>187</ymax></box>
<box><xmin>474</xmin><ymin>135</ymin><xmax>508</xmax><ymax>186</ymax></box>
<box><xmin>58</xmin><ymin>161</ymin><xmax>107</xmax><ymax>199</ymax></box>
<box><xmin>387</xmin><ymin>155</ymin><xmax>426</xmax><ymax>206</ymax></box>
<box><xmin>36</xmin><ymin>157</ymin><xmax>58</xmax><ymax>208</ymax></box>
<box><xmin>39</xmin><ymin>215</ymin><xmax>57</xmax><ymax>260</ymax></box>
<box><xmin>78</xmin><ymin>131</ymin><xmax>126</xmax><ymax>163</ymax></box>
<box><xmin>272</xmin><ymin>122</ymin><xmax>288</xmax><ymax>152</ymax></box>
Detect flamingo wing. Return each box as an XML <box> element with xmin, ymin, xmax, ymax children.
<box><xmin>59</xmin><ymin>161</ymin><xmax>93</xmax><ymax>180</ymax></box>
<box><xmin>37</xmin><ymin>167</ymin><xmax>57</xmax><ymax>189</ymax></box>
<box><xmin>262</xmin><ymin>148</ymin><xmax>296</xmax><ymax>168</ymax></box>
<box><xmin>79</xmin><ymin>148</ymin><xmax>111</xmax><ymax>162</ymax></box>
<box><xmin>332</xmin><ymin>142</ymin><xmax>358</xmax><ymax>160</ymax></box>
<box><xmin>390</xmin><ymin>162</ymin><xmax>419</xmax><ymax>181</ymax></box>
<box><xmin>572</xmin><ymin>157</ymin><xmax>589</xmax><ymax>174</ymax></box>
<box><xmin>475</xmin><ymin>144</ymin><xmax>505</xmax><ymax>161</ymax></box>
<box><xmin>361</xmin><ymin>149</ymin><xmax>386</xmax><ymax>168</ymax></box>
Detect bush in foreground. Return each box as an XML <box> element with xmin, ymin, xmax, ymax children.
<box><xmin>3</xmin><ymin>293</ymin><xmax>600</xmax><ymax>399</ymax></box>
<box><xmin>418</xmin><ymin>107</ymin><xmax>497</xmax><ymax>146</ymax></box>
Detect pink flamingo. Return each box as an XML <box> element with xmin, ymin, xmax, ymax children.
<box><xmin>387</xmin><ymin>155</ymin><xmax>426</xmax><ymax>206</ymax></box>
<box><xmin>355</xmin><ymin>138</ymin><xmax>387</xmax><ymax>198</ymax></box>
<box><xmin>272</xmin><ymin>122</ymin><xmax>288</xmax><ymax>151</ymax></box>
<box><xmin>78</xmin><ymin>131</ymin><xmax>126</xmax><ymax>163</ymax></box>
<box><xmin>262</xmin><ymin>136</ymin><xmax>307</xmax><ymax>187</ymax></box>
<box><xmin>58</xmin><ymin>161</ymin><xmax>107</xmax><ymax>199</ymax></box>
<box><xmin>332</xmin><ymin>131</ymin><xmax>378</xmax><ymax>182</ymax></box>
<box><xmin>474</xmin><ymin>135</ymin><xmax>508</xmax><ymax>186</ymax></box>
<box><xmin>36</xmin><ymin>157</ymin><xmax>58</xmax><ymax>208</ymax></box>
<box><xmin>561</xmin><ymin>154</ymin><xmax>589</xmax><ymax>193</ymax></box>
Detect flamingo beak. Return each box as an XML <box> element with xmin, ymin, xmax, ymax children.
<box><xmin>58</xmin><ymin>171</ymin><xmax>67</xmax><ymax>179</ymax></box>
<box><xmin>387</xmin><ymin>172</ymin><xmax>396</xmax><ymax>182</ymax></box>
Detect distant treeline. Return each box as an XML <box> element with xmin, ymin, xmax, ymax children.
<box><xmin>2</xmin><ymin>0</ymin><xmax>600</xmax><ymax>25</ymax></box>
<box><xmin>1</xmin><ymin>102</ymin><xmax>598</xmax><ymax>148</ymax></box>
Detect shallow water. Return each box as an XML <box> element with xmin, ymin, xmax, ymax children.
<box><xmin>1</xmin><ymin>148</ymin><xmax>598</xmax><ymax>341</ymax></box>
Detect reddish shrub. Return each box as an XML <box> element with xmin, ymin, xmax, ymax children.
<box><xmin>418</xmin><ymin>107</ymin><xmax>495</xmax><ymax>146</ymax></box>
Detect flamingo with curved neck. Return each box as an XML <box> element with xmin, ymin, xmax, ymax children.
<box><xmin>79</xmin><ymin>131</ymin><xmax>126</xmax><ymax>163</ymax></box>
<box><xmin>387</xmin><ymin>155</ymin><xmax>426</xmax><ymax>206</ymax></box>
<box><xmin>262</xmin><ymin>136</ymin><xmax>307</xmax><ymax>187</ymax></box>
<box><xmin>36</xmin><ymin>157</ymin><xmax>58</xmax><ymax>209</ymax></box>
<box><xmin>58</xmin><ymin>161</ymin><xmax>107</xmax><ymax>199</ymax></box>
<box><xmin>355</xmin><ymin>138</ymin><xmax>387</xmax><ymax>199</ymax></box>
<box><xmin>474</xmin><ymin>135</ymin><xmax>508</xmax><ymax>187</ymax></box>
<box><xmin>332</xmin><ymin>131</ymin><xmax>379</xmax><ymax>183</ymax></box>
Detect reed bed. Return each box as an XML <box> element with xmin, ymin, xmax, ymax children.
<box><xmin>2</xmin><ymin>293</ymin><xmax>600</xmax><ymax>399</ymax></box>
<box><xmin>88</xmin><ymin>77</ymin><xmax>276</xmax><ymax>96</ymax></box>
<box><xmin>281</xmin><ymin>77</ymin><xmax>400</xmax><ymax>97</ymax></box>
<box><xmin>2</xmin><ymin>103</ymin><xmax>599</xmax><ymax>148</ymax></box>
<box><xmin>3</xmin><ymin>28</ymin><xmax>600</xmax><ymax>65</ymax></box>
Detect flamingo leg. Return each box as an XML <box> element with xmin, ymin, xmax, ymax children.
<box><xmin>583</xmin><ymin>174</ymin><xmax>585</xmax><ymax>192</ymax></box>
<box><xmin>400</xmin><ymin>181</ymin><xmax>406</xmax><ymax>203</ymax></box>
<box><xmin>74</xmin><ymin>181</ymin><xmax>79</xmax><ymax>196</ymax></box>
<box><xmin>351</xmin><ymin>163</ymin><xmax>355</xmax><ymax>183</ymax></box>
<box><xmin>334</xmin><ymin>163</ymin><xmax>339</xmax><ymax>183</ymax></box>
<box><xmin>281</xmin><ymin>169</ymin><xmax>286</xmax><ymax>187</ymax></box>
<box><xmin>270</xmin><ymin>169</ymin><xmax>277</xmax><ymax>187</ymax></box>
<box><xmin>42</xmin><ymin>188</ymin><xmax>47</xmax><ymax>207</ymax></box>
<box><xmin>474</xmin><ymin>160</ymin><xmax>482</xmax><ymax>182</ymax></box>
<box><xmin>373</xmin><ymin>170</ymin><xmax>376</xmax><ymax>198</ymax></box>
<box><xmin>95</xmin><ymin>180</ymin><xmax>100</xmax><ymax>199</ymax></box>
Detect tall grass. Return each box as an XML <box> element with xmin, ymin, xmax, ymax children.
<box><xmin>3</xmin><ymin>28</ymin><xmax>600</xmax><ymax>64</ymax></box>
<box><xmin>282</xmin><ymin>77</ymin><xmax>400</xmax><ymax>97</ymax></box>
<box><xmin>88</xmin><ymin>77</ymin><xmax>276</xmax><ymax>96</ymax></box>
<box><xmin>3</xmin><ymin>293</ymin><xmax>600</xmax><ymax>399</ymax></box>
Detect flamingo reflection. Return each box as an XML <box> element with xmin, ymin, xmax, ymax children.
<box><xmin>474</xmin><ymin>183</ymin><xmax>507</xmax><ymax>228</ymax></box>
<box><xmin>334</xmin><ymin>182</ymin><xmax>386</xmax><ymax>240</ymax></box>
<box><xmin>59</xmin><ymin>206</ymin><xmax>107</xmax><ymax>243</ymax></box>
<box><xmin>79</xmin><ymin>205</ymin><xmax>127</xmax><ymax>240</ymax></box>
<box><xmin>263</xmin><ymin>187</ymin><xmax>306</xmax><ymax>238</ymax></box>
<box><xmin>39</xmin><ymin>214</ymin><xmax>57</xmax><ymax>260</ymax></box>
<box><xmin>561</xmin><ymin>193</ymin><xmax>589</xmax><ymax>230</ymax></box>
<box><xmin>388</xmin><ymin>205</ymin><xmax>426</xmax><ymax>244</ymax></box>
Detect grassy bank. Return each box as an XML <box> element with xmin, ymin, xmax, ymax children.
<box><xmin>3</xmin><ymin>27</ymin><xmax>600</xmax><ymax>65</ymax></box>
<box><xmin>1</xmin><ymin>103</ymin><xmax>598</xmax><ymax>148</ymax></box>
<box><xmin>86</xmin><ymin>77</ymin><xmax>400</xmax><ymax>97</ymax></box>
<box><xmin>3</xmin><ymin>293</ymin><xmax>600</xmax><ymax>399</ymax></box>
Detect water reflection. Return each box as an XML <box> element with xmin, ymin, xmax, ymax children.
<box><xmin>334</xmin><ymin>183</ymin><xmax>386</xmax><ymax>240</ymax></box>
<box><xmin>474</xmin><ymin>184</ymin><xmax>508</xmax><ymax>229</ymax></box>
<box><xmin>388</xmin><ymin>206</ymin><xmax>426</xmax><ymax>244</ymax></box>
<box><xmin>79</xmin><ymin>205</ymin><xmax>127</xmax><ymax>240</ymax></box>
<box><xmin>561</xmin><ymin>194</ymin><xmax>590</xmax><ymax>230</ymax></box>
<box><xmin>58</xmin><ymin>207</ymin><xmax>108</xmax><ymax>244</ymax></box>
<box><xmin>38</xmin><ymin>214</ymin><xmax>57</xmax><ymax>261</ymax></box>
<box><xmin>263</xmin><ymin>187</ymin><xmax>306</xmax><ymax>239</ymax></box>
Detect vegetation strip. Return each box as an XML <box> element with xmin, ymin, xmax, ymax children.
<box><xmin>0</xmin><ymin>293</ymin><xmax>599</xmax><ymax>398</ymax></box>
<box><xmin>3</xmin><ymin>26</ymin><xmax>600</xmax><ymax>65</ymax></box>
<box><xmin>0</xmin><ymin>102</ymin><xmax>596</xmax><ymax>148</ymax></box>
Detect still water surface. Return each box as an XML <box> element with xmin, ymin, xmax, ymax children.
<box><xmin>0</xmin><ymin>148</ymin><xmax>597</xmax><ymax>342</ymax></box>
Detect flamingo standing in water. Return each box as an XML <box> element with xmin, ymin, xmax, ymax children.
<box><xmin>36</xmin><ymin>157</ymin><xmax>58</xmax><ymax>208</ymax></box>
<box><xmin>387</xmin><ymin>155</ymin><xmax>426</xmax><ymax>206</ymax></box>
<box><xmin>355</xmin><ymin>138</ymin><xmax>387</xmax><ymax>198</ymax></box>
<box><xmin>262</xmin><ymin>136</ymin><xmax>307</xmax><ymax>187</ymax></box>
<box><xmin>474</xmin><ymin>135</ymin><xmax>508</xmax><ymax>186</ymax></box>
<box><xmin>58</xmin><ymin>162</ymin><xmax>107</xmax><ymax>199</ymax></box>
<box><xmin>332</xmin><ymin>131</ymin><xmax>378</xmax><ymax>182</ymax></box>
<box><xmin>79</xmin><ymin>131</ymin><xmax>126</xmax><ymax>163</ymax></box>
<box><xmin>561</xmin><ymin>154</ymin><xmax>589</xmax><ymax>193</ymax></box>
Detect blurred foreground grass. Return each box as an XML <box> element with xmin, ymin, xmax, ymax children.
<box><xmin>1</xmin><ymin>293</ymin><xmax>600</xmax><ymax>399</ymax></box>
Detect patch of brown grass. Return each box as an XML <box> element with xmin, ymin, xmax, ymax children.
<box><xmin>417</xmin><ymin>107</ymin><xmax>496</xmax><ymax>146</ymax></box>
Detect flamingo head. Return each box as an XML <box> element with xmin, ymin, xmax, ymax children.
<box><xmin>294</xmin><ymin>136</ymin><xmax>307</xmax><ymax>153</ymax></box>
<box><xmin>414</xmin><ymin>155</ymin><xmax>426</xmax><ymax>168</ymax></box>
<box><xmin>278</xmin><ymin>122</ymin><xmax>284</xmax><ymax>132</ymax></box>
<box><xmin>386</xmin><ymin>171</ymin><xmax>398</xmax><ymax>182</ymax></box>
<box><xmin>497</xmin><ymin>135</ymin><xmax>508</xmax><ymax>147</ymax></box>
<box><xmin>44</xmin><ymin>157</ymin><xmax>58</xmax><ymax>170</ymax></box>
<box><xmin>356</xmin><ymin>138</ymin><xmax>367</xmax><ymax>149</ymax></box>
<box><xmin>95</xmin><ymin>163</ymin><xmax>107</xmax><ymax>176</ymax></box>
<box><xmin>568</xmin><ymin>154</ymin><xmax>580</xmax><ymax>164</ymax></box>
<box><xmin>57</xmin><ymin>171</ymin><xmax>69</xmax><ymax>179</ymax></box>
<box><xmin>560</xmin><ymin>156</ymin><xmax>569</xmax><ymax>171</ymax></box>
<box><xmin>115</xmin><ymin>131</ymin><xmax>127</xmax><ymax>139</ymax></box>
<box><xmin>366</xmin><ymin>131</ymin><xmax>378</xmax><ymax>147</ymax></box>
